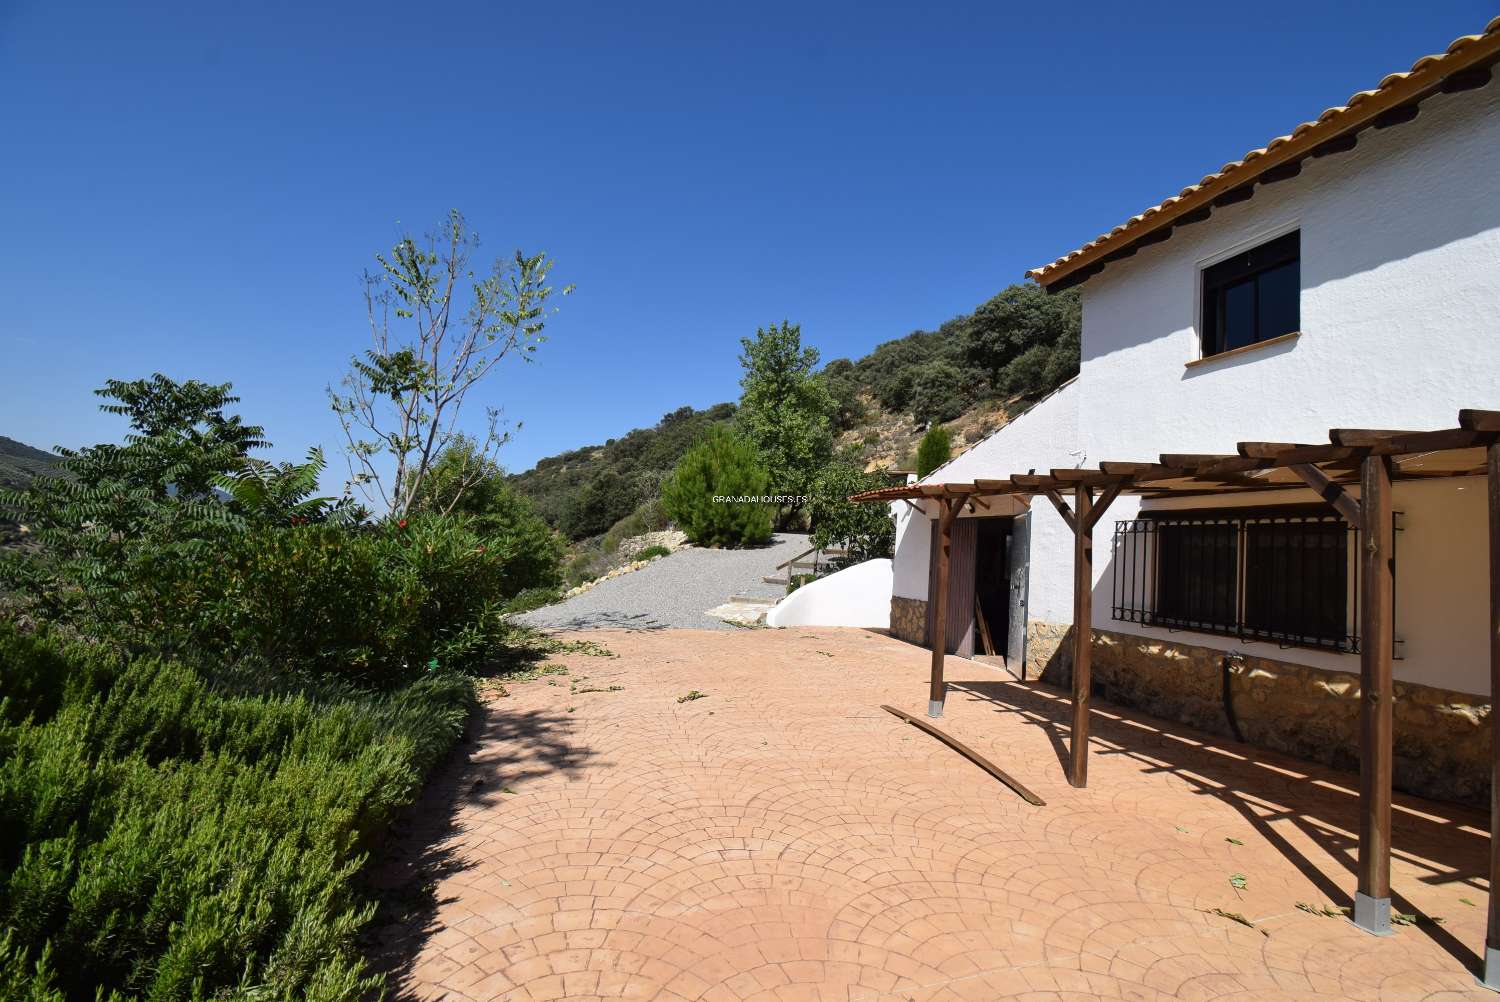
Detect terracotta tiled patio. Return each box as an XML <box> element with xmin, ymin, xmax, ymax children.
<box><xmin>373</xmin><ymin>628</ymin><xmax>1494</xmax><ymax>1001</ymax></box>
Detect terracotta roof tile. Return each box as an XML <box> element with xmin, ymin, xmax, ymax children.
<box><xmin>1027</xmin><ymin>17</ymin><xmax>1500</xmax><ymax>287</ymax></box>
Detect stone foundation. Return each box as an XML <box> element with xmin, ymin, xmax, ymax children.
<box><xmin>889</xmin><ymin>596</ymin><xmax>927</xmax><ymax>647</ymax></box>
<box><xmin>1026</xmin><ymin>621</ymin><xmax>1072</xmax><ymax>685</ymax></box>
<box><xmin>1025</xmin><ymin>620</ymin><xmax>1490</xmax><ymax>806</ymax></box>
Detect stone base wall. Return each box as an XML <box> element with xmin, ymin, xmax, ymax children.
<box><xmin>890</xmin><ymin>597</ymin><xmax>927</xmax><ymax>647</ymax></box>
<box><xmin>1026</xmin><ymin>621</ymin><xmax>1072</xmax><ymax>686</ymax></box>
<box><xmin>1025</xmin><ymin>620</ymin><xmax>1490</xmax><ymax>806</ymax></box>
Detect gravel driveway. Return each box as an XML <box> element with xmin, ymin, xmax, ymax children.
<box><xmin>515</xmin><ymin>533</ymin><xmax>810</xmax><ymax>631</ymax></box>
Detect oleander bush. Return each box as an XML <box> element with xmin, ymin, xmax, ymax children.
<box><xmin>0</xmin><ymin>622</ymin><xmax>472</xmax><ymax>1001</ymax></box>
<box><xmin>170</xmin><ymin>515</ymin><xmax>523</xmax><ymax>687</ymax></box>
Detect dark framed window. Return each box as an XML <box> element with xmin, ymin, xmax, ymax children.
<box><xmin>1243</xmin><ymin>519</ymin><xmax>1348</xmax><ymax>646</ymax></box>
<box><xmin>1155</xmin><ymin>521</ymin><xmax>1238</xmax><ymax>632</ymax></box>
<box><xmin>1111</xmin><ymin>506</ymin><xmax>1365</xmax><ymax>652</ymax></box>
<box><xmin>1201</xmin><ymin>230</ymin><xmax>1300</xmax><ymax>357</ymax></box>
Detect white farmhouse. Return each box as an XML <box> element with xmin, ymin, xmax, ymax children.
<box><xmin>860</xmin><ymin>16</ymin><xmax>1500</xmax><ymax>947</ymax></box>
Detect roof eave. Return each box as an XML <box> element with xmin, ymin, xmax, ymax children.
<box><xmin>1026</xmin><ymin>19</ymin><xmax>1500</xmax><ymax>290</ymax></box>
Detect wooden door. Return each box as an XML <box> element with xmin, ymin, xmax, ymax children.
<box><xmin>927</xmin><ymin>517</ymin><xmax>977</xmax><ymax>656</ymax></box>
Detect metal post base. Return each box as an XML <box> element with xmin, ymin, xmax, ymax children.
<box><xmin>1481</xmin><ymin>946</ymin><xmax>1500</xmax><ymax>992</ymax></box>
<box><xmin>927</xmin><ymin>699</ymin><xmax>944</xmax><ymax>718</ymax></box>
<box><xmin>1352</xmin><ymin>892</ymin><xmax>1392</xmax><ymax>936</ymax></box>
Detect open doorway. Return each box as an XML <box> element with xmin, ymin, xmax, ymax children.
<box><xmin>971</xmin><ymin>518</ymin><xmax>1010</xmax><ymax>668</ymax></box>
<box><xmin>926</xmin><ymin>512</ymin><xmax>1030</xmax><ymax>676</ymax></box>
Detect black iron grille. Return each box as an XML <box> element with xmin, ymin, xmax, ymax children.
<box><xmin>1110</xmin><ymin>508</ymin><xmax>1368</xmax><ymax>653</ymax></box>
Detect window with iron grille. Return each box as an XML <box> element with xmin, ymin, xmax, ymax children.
<box><xmin>1111</xmin><ymin>507</ymin><xmax>1363</xmax><ymax>652</ymax></box>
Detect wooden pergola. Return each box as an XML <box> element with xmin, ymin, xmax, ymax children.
<box><xmin>853</xmin><ymin>410</ymin><xmax>1500</xmax><ymax>969</ymax></box>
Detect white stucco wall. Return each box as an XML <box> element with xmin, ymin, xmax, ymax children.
<box><xmin>766</xmin><ymin>558</ymin><xmax>893</xmax><ymax>629</ymax></box>
<box><xmin>890</xmin><ymin>378</ymin><xmax>1082</xmax><ymax>622</ymax></box>
<box><xmin>1079</xmin><ymin>83</ymin><xmax>1500</xmax><ymax>456</ymax></box>
<box><xmin>895</xmin><ymin>82</ymin><xmax>1499</xmax><ymax>696</ymax></box>
<box><xmin>891</xmin><ymin>495</ymin><xmax>930</xmax><ymax>600</ymax></box>
<box><xmin>1068</xmin><ymin>82</ymin><xmax>1500</xmax><ymax>695</ymax></box>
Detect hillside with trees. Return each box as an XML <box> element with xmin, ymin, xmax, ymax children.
<box><xmin>0</xmin><ymin>436</ymin><xmax>59</xmax><ymax>491</ymax></box>
<box><xmin>509</xmin><ymin>281</ymin><xmax>1079</xmax><ymax>557</ymax></box>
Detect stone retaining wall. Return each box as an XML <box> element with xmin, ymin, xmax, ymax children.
<box><xmin>890</xmin><ymin>597</ymin><xmax>927</xmax><ymax>647</ymax></box>
<box><xmin>1026</xmin><ymin>620</ymin><xmax>1489</xmax><ymax>806</ymax></box>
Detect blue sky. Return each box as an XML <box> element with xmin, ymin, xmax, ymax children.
<box><xmin>2</xmin><ymin>0</ymin><xmax>1491</xmax><ymax>480</ymax></box>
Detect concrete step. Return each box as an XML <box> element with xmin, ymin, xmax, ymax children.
<box><xmin>707</xmin><ymin>596</ymin><xmax>777</xmax><ymax>627</ymax></box>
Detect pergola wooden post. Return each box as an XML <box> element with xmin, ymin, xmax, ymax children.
<box><xmin>1357</xmin><ymin>453</ymin><xmax>1395</xmax><ymax>936</ymax></box>
<box><xmin>1286</xmin><ymin>453</ymin><xmax>1394</xmax><ymax>935</ymax></box>
<box><xmin>1042</xmin><ymin>479</ymin><xmax>1123</xmax><ymax>788</ymax></box>
<box><xmin>1482</xmin><ymin>425</ymin><xmax>1500</xmax><ymax>988</ymax></box>
<box><xmin>928</xmin><ymin>497</ymin><xmax>958</xmax><ymax>717</ymax></box>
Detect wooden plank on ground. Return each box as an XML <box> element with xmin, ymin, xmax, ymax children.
<box><xmin>880</xmin><ymin>704</ymin><xmax>1046</xmax><ymax>806</ymax></box>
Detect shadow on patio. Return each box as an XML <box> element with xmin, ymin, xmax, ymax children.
<box><xmin>947</xmin><ymin>675</ymin><xmax>1490</xmax><ymax>975</ymax></box>
<box><xmin>363</xmin><ymin>702</ymin><xmax>601</xmax><ymax>999</ymax></box>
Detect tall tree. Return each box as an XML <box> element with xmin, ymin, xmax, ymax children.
<box><xmin>915</xmin><ymin>425</ymin><xmax>952</xmax><ymax>478</ymax></box>
<box><xmin>329</xmin><ymin>210</ymin><xmax>570</xmax><ymax>517</ymax></box>
<box><xmin>735</xmin><ymin>321</ymin><xmax>834</xmax><ymax>517</ymax></box>
<box><xmin>660</xmin><ymin>427</ymin><xmax>772</xmax><ymax>548</ymax></box>
<box><xmin>809</xmin><ymin>461</ymin><xmax>894</xmax><ymax>560</ymax></box>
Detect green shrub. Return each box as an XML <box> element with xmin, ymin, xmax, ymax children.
<box><xmin>0</xmin><ymin>623</ymin><xmax>471</xmax><ymax>1000</ymax></box>
<box><xmin>158</xmin><ymin>514</ymin><xmax>525</xmax><ymax>688</ymax></box>
<box><xmin>503</xmin><ymin>585</ymin><xmax>563</xmax><ymax>614</ymax></box>
<box><xmin>660</xmin><ymin>428</ymin><xmax>773</xmax><ymax>548</ymax></box>
<box><xmin>561</xmin><ymin>469</ymin><xmax>641</xmax><ymax>541</ymax></box>
<box><xmin>635</xmin><ymin>545</ymin><xmax>671</xmax><ymax>561</ymax></box>
<box><xmin>809</xmin><ymin>462</ymin><xmax>895</xmax><ymax>560</ymax></box>
<box><xmin>915</xmin><ymin>426</ymin><xmax>952</xmax><ymax>478</ymax></box>
<box><xmin>409</xmin><ymin>437</ymin><xmax>565</xmax><ymax>596</ymax></box>
<box><xmin>600</xmin><ymin>499</ymin><xmax>668</xmax><ymax>556</ymax></box>
<box><xmin>564</xmin><ymin>550</ymin><xmax>598</xmax><ymax>587</ymax></box>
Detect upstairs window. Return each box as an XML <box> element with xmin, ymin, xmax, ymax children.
<box><xmin>1201</xmin><ymin>230</ymin><xmax>1300</xmax><ymax>357</ymax></box>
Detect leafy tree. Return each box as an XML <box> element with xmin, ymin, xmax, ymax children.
<box><xmin>809</xmin><ymin>462</ymin><xmax>894</xmax><ymax>560</ymax></box>
<box><xmin>0</xmin><ymin>375</ymin><xmax>271</xmax><ymax>646</ymax></box>
<box><xmin>962</xmin><ymin>283</ymin><xmax>1080</xmax><ymax>400</ymax></box>
<box><xmin>660</xmin><ymin>427</ymin><xmax>772</xmax><ymax>548</ymax></box>
<box><xmin>215</xmin><ymin>446</ymin><xmax>363</xmax><ymax>526</ymax></box>
<box><xmin>329</xmin><ymin>210</ymin><xmax>571</xmax><ymax>517</ymax></box>
<box><xmin>735</xmin><ymin>321</ymin><xmax>833</xmax><ymax>516</ymax></box>
<box><xmin>908</xmin><ymin>361</ymin><xmax>981</xmax><ymax>425</ymax></box>
<box><xmin>820</xmin><ymin>358</ymin><xmax>866</xmax><ymax>432</ymax></box>
<box><xmin>915</xmin><ymin>425</ymin><xmax>952</xmax><ymax>478</ymax></box>
<box><xmin>561</xmin><ymin>469</ymin><xmax>641</xmax><ymax>540</ymax></box>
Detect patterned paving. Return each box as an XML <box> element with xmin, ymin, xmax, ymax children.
<box><xmin>371</xmin><ymin>628</ymin><xmax>1494</xmax><ymax>1001</ymax></box>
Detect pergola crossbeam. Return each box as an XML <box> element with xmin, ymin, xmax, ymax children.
<box><xmin>1460</xmin><ymin>409</ymin><xmax>1500</xmax><ymax>433</ymax></box>
<box><xmin>1288</xmin><ymin>463</ymin><xmax>1363</xmax><ymax>525</ymax></box>
<box><xmin>1042</xmin><ymin>489</ymin><xmax>1077</xmax><ymax>533</ymax></box>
